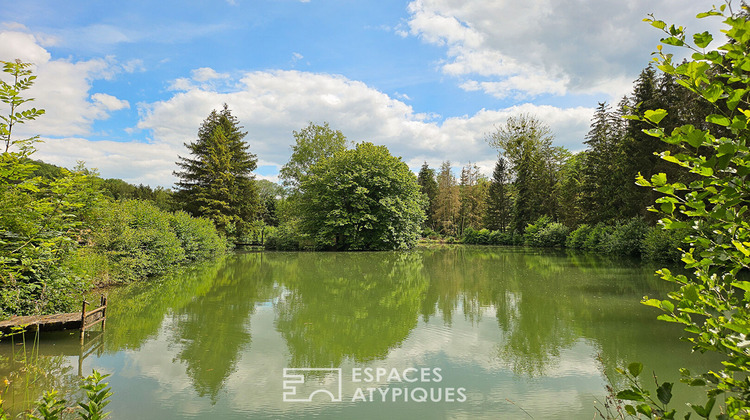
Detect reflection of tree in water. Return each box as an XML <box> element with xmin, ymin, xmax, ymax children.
<box><xmin>170</xmin><ymin>252</ymin><xmax>276</xmax><ymax>403</ymax></box>
<box><xmin>418</xmin><ymin>246</ymin><xmax>681</xmax><ymax>377</ymax></box>
<box><xmin>274</xmin><ymin>251</ymin><xmax>427</xmax><ymax>367</ymax></box>
<box><xmin>104</xmin><ymin>257</ymin><xmax>231</xmax><ymax>352</ymax></box>
<box><xmin>0</xmin><ymin>337</ymin><xmax>83</xmax><ymax>415</ymax></box>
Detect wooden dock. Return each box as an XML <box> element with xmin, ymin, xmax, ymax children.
<box><xmin>0</xmin><ymin>296</ymin><xmax>108</xmax><ymax>343</ymax></box>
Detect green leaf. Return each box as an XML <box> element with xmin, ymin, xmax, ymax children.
<box><xmin>628</xmin><ymin>362</ymin><xmax>643</xmax><ymax>378</ymax></box>
<box><xmin>617</xmin><ymin>389</ymin><xmax>645</xmax><ymax>402</ymax></box>
<box><xmin>702</xmin><ymin>83</ymin><xmax>723</xmax><ymax>102</ymax></box>
<box><xmin>693</xmin><ymin>31</ymin><xmax>713</xmax><ymax>48</ymax></box>
<box><xmin>661</xmin><ymin>36</ymin><xmax>684</xmax><ymax>46</ymax></box>
<box><xmin>657</xmin><ymin>382</ymin><xmax>673</xmax><ymax>405</ymax></box>
<box><xmin>645</xmin><ymin>109</ymin><xmax>668</xmax><ymax>124</ymax></box>
<box><xmin>706</xmin><ymin>114</ymin><xmax>731</xmax><ymax>126</ymax></box>
<box><xmin>651</xmin><ymin>172</ymin><xmax>668</xmax><ymax>186</ymax></box>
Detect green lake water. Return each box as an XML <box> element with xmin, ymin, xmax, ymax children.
<box><xmin>0</xmin><ymin>246</ymin><xmax>719</xmax><ymax>419</ymax></box>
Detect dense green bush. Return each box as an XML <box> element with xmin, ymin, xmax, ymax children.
<box><xmin>89</xmin><ymin>200</ymin><xmax>226</xmax><ymax>283</ymax></box>
<box><xmin>265</xmin><ymin>223</ymin><xmax>305</xmax><ymax>251</ymax></box>
<box><xmin>582</xmin><ymin>223</ymin><xmax>612</xmax><ymax>251</ymax></box>
<box><xmin>523</xmin><ymin>216</ymin><xmax>568</xmax><ymax>247</ymax></box>
<box><xmin>600</xmin><ymin>217</ymin><xmax>649</xmax><ymax>257</ymax></box>
<box><xmin>641</xmin><ymin>225</ymin><xmax>684</xmax><ymax>263</ymax></box>
<box><xmin>169</xmin><ymin>210</ymin><xmax>227</xmax><ymax>261</ymax></box>
<box><xmin>566</xmin><ymin>224</ymin><xmax>591</xmax><ymax>249</ymax></box>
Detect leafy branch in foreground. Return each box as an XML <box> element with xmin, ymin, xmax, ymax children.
<box><xmin>614</xmin><ymin>2</ymin><xmax>750</xmax><ymax>418</ymax></box>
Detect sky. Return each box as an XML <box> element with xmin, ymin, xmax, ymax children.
<box><xmin>0</xmin><ymin>0</ymin><xmax>725</xmax><ymax>187</ymax></box>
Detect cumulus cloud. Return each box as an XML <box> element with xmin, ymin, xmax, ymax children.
<box><xmin>404</xmin><ymin>0</ymin><xmax>723</xmax><ymax>99</ymax></box>
<box><xmin>136</xmin><ymin>70</ymin><xmax>592</xmax><ymax>186</ymax></box>
<box><xmin>0</xmin><ymin>30</ymin><xmax>131</xmax><ymax>137</ymax></box>
<box><xmin>6</xmin><ymin>30</ymin><xmax>593</xmax><ymax>187</ymax></box>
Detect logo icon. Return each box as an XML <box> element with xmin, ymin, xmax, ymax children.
<box><xmin>282</xmin><ymin>368</ymin><xmax>343</xmax><ymax>402</ymax></box>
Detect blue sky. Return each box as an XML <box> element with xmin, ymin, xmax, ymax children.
<box><xmin>0</xmin><ymin>0</ymin><xmax>722</xmax><ymax>186</ymax></box>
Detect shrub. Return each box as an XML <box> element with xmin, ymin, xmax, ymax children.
<box><xmin>582</xmin><ymin>223</ymin><xmax>612</xmax><ymax>252</ymax></box>
<box><xmin>265</xmin><ymin>223</ymin><xmax>303</xmax><ymax>251</ymax></box>
<box><xmin>537</xmin><ymin>222</ymin><xmax>569</xmax><ymax>247</ymax></box>
<box><xmin>169</xmin><ymin>210</ymin><xmax>227</xmax><ymax>261</ymax></box>
<box><xmin>601</xmin><ymin>217</ymin><xmax>649</xmax><ymax>257</ymax></box>
<box><xmin>523</xmin><ymin>215</ymin><xmax>553</xmax><ymax>247</ymax></box>
<box><xmin>566</xmin><ymin>224</ymin><xmax>591</xmax><ymax>249</ymax></box>
<box><xmin>641</xmin><ymin>226</ymin><xmax>684</xmax><ymax>263</ymax></box>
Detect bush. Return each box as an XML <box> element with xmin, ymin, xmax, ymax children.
<box><xmin>566</xmin><ymin>224</ymin><xmax>591</xmax><ymax>249</ymax></box>
<box><xmin>523</xmin><ymin>215</ymin><xmax>553</xmax><ymax>247</ymax></box>
<box><xmin>90</xmin><ymin>200</ymin><xmax>225</xmax><ymax>282</ymax></box>
<box><xmin>582</xmin><ymin>223</ymin><xmax>612</xmax><ymax>252</ymax></box>
<box><xmin>265</xmin><ymin>223</ymin><xmax>304</xmax><ymax>251</ymax></box>
<box><xmin>462</xmin><ymin>227</ymin><xmax>491</xmax><ymax>244</ymax></box>
<box><xmin>641</xmin><ymin>226</ymin><xmax>685</xmax><ymax>262</ymax></box>
<box><xmin>537</xmin><ymin>222</ymin><xmax>569</xmax><ymax>247</ymax></box>
<box><xmin>601</xmin><ymin>217</ymin><xmax>649</xmax><ymax>257</ymax></box>
<box><xmin>524</xmin><ymin>216</ymin><xmax>567</xmax><ymax>247</ymax></box>
<box><xmin>169</xmin><ymin>210</ymin><xmax>227</xmax><ymax>261</ymax></box>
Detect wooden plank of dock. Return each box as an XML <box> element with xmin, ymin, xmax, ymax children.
<box><xmin>0</xmin><ymin>296</ymin><xmax>107</xmax><ymax>336</ymax></box>
<box><xmin>0</xmin><ymin>312</ymin><xmax>87</xmax><ymax>334</ymax></box>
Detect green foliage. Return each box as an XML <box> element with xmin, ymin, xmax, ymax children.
<box><xmin>101</xmin><ymin>178</ymin><xmax>174</xmax><ymax>211</ymax></box>
<box><xmin>279</xmin><ymin>122</ymin><xmax>349</xmax><ymax>190</ymax></box>
<box><xmin>616</xmin><ymin>4</ymin><xmax>750</xmax><ymax>417</ymax></box>
<box><xmin>89</xmin><ymin>200</ymin><xmax>226</xmax><ymax>283</ymax></box>
<box><xmin>77</xmin><ymin>370</ymin><xmax>112</xmax><ymax>420</ymax></box>
<box><xmin>0</xmin><ymin>60</ymin><xmax>45</xmax><ymax>154</ymax></box>
<box><xmin>299</xmin><ymin>142</ymin><xmax>426</xmax><ymax>250</ymax></box>
<box><xmin>523</xmin><ymin>216</ymin><xmax>569</xmax><ymax>247</ymax></box>
<box><xmin>566</xmin><ymin>224</ymin><xmax>592</xmax><ymax>249</ymax></box>
<box><xmin>582</xmin><ymin>223</ymin><xmax>613</xmax><ymax>252</ymax></box>
<box><xmin>174</xmin><ymin>104</ymin><xmax>259</xmax><ymax>238</ymax></box>
<box><xmin>600</xmin><ymin>217</ymin><xmax>649</xmax><ymax>257</ymax></box>
<box><xmin>641</xmin><ymin>226</ymin><xmax>685</xmax><ymax>262</ymax></box>
<box><xmin>417</xmin><ymin>162</ymin><xmax>439</xmax><ymax>230</ymax></box>
<box><xmin>485</xmin><ymin>155</ymin><xmax>511</xmax><ymax>231</ymax></box>
<box><xmin>486</xmin><ymin>115</ymin><xmax>569</xmax><ymax>233</ymax></box>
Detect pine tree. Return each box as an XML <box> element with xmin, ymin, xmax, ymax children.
<box><xmin>174</xmin><ymin>104</ymin><xmax>259</xmax><ymax>237</ymax></box>
<box><xmin>416</xmin><ymin>162</ymin><xmax>439</xmax><ymax>230</ymax></box>
<box><xmin>433</xmin><ymin>161</ymin><xmax>460</xmax><ymax>236</ymax></box>
<box><xmin>485</xmin><ymin>155</ymin><xmax>511</xmax><ymax>231</ymax></box>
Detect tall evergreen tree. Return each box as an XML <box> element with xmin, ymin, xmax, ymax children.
<box><xmin>174</xmin><ymin>104</ymin><xmax>259</xmax><ymax>237</ymax></box>
<box><xmin>416</xmin><ymin>162</ymin><xmax>439</xmax><ymax>230</ymax></box>
<box><xmin>433</xmin><ymin>161</ymin><xmax>460</xmax><ymax>236</ymax></box>
<box><xmin>485</xmin><ymin>155</ymin><xmax>511</xmax><ymax>232</ymax></box>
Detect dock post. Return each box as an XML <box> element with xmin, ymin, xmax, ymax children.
<box><xmin>79</xmin><ymin>300</ymin><xmax>88</xmax><ymax>345</ymax></box>
<box><xmin>100</xmin><ymin>295</ymin><xmax>107</xmax><ymax>331</ymax></box>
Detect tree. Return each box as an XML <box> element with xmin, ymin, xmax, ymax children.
<box><xmin>0</xmin><ymin>60</ymin><xmax>103</xmax><ymax>315</ymax></box>
<box><xmin>299</xmin><ymin>142</ymin><xmax>425</xmax><ymax>250</ymax></box>
<box><xmin>174</xmin><ymin>104</ymin><xmax>259</xmax><ymax>237</ymax></box>
<box><xmin>487</xmin><ymin>115</ymin><xmax>567</xmax><ymax>232</ymax></box>
<box><xmin>458</xmin><ymin>162</ymin><xmax>487</xmax><ymax>235</ymax></box>
<box><xmin>485</xmin><ymin>155</ymin><xmax>511</xmax><ymax>232</ymax></box>
<box><xmin>0</xmin><ymin>60</ymin><xmax>45</xmax><ymax>154</ymax></box>
<box><xmin>433</xmin><ymin>161</ymin><xmax>460</xmax><ymax>236</ymax></box>
<box><xmin>279</xmin><ymin>122</ymin><xmax>348</xmax><ymax>190</ymax></box>
<box><xmin>416</xmin><ymin>162</ymin><xmax>439</xmax><ymax>230</ymax></box>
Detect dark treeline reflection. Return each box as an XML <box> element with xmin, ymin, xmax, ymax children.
<box><xmin>99</xmin><ymin>247</ymin><xmax>700</xmax><ymax>400</ymax></box>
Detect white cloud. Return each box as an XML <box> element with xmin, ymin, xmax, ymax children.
<box><xmin>405</xmin><ymin>0</ymin><xmax>723</xmax><ymax>99</ymax></box>
<box><xmin>135</xmin><ymin>70</ymin><xmax>592</xmax><ymax>185</ymax></box>
<box><xmin>191</xmin><ymin>67</ymin><xmax>229</xmax><ymax>82</ymax></box>
<box><xmin>7</xmin><ymin>30</ymin><xmax>593</xmax><ymax>187</ymax></box>
<box><xmin>0</xmin><ymin>30</ymin><xmax>131</xmax><ymax>137</ymax></box>
<box><xmin>92</xmin><ymin>93</ymin><xmax>130</xmax><ymax>112</ymax></box>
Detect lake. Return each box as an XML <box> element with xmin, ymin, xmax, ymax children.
<box><xmin>0</xmin><ymin>246</ymin><xmax>717</xmax><ymax>419</ymax></box>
